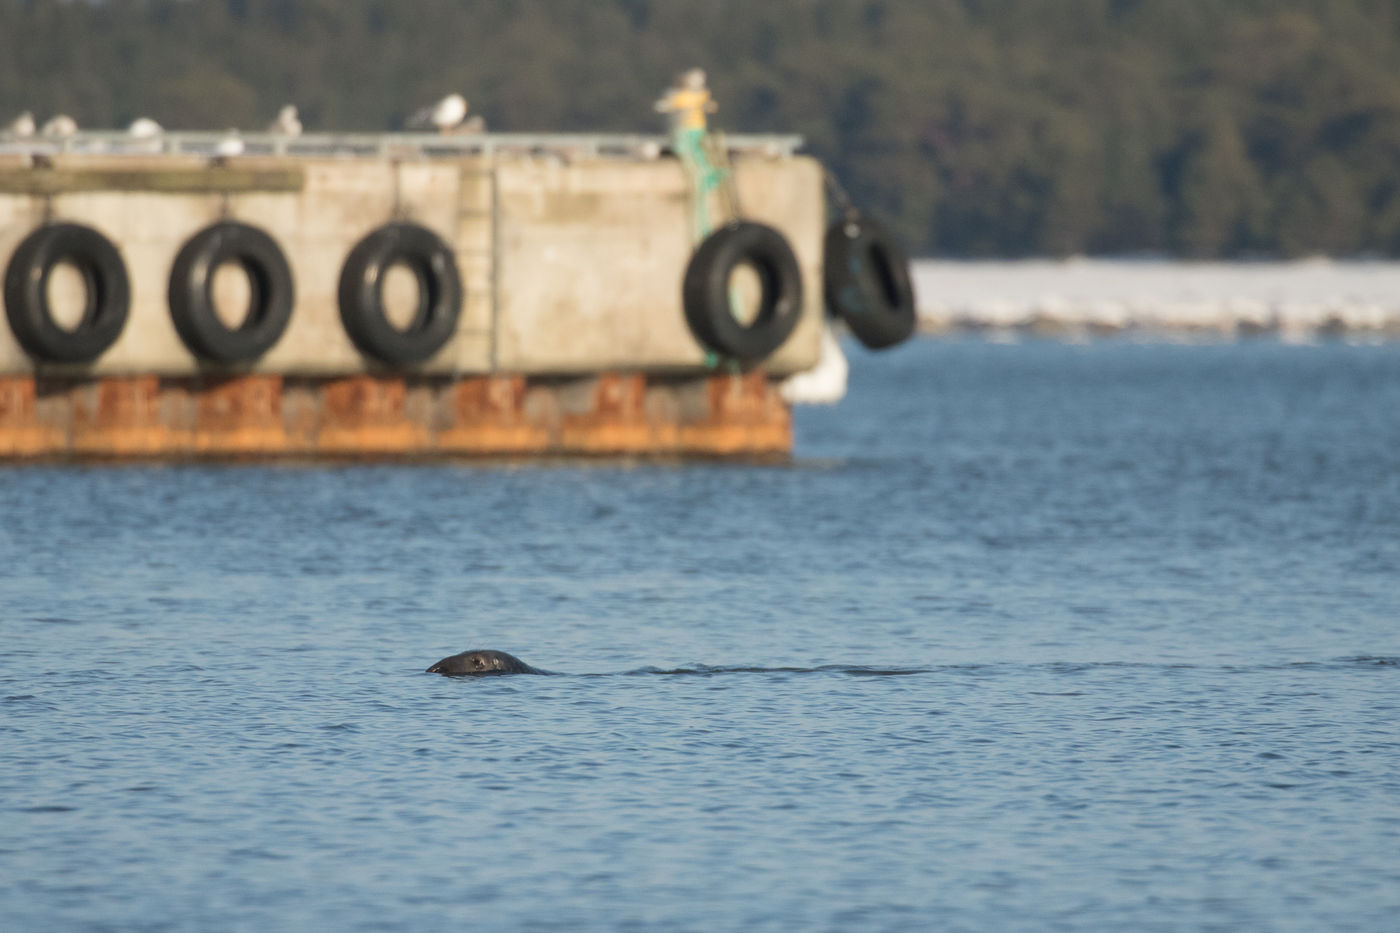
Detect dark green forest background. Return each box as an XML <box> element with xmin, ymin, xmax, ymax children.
<box><xmin>3</xmin><ymin>0</ymin><xmax>1400</xmax><ymax>258</ymax></box>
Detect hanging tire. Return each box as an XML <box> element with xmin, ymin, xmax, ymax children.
<box><xmin>682</xmin><ymin>221</ymin><xmax>803</xmax><ymax>362</ymax></box>
<box><xmin>168</xmin><ymin>221</ymin><xmax>295</xmax><ymax>363</ymax></box>
<box><xmin>824</xmin><ymin>213</ymin><xmax>916</xmax><ymax>349</ymax></box>
<box><xmin>3</xmin><ymin>223</ymin><xmax>130</xmax><ymax>363</ymax></box>
<box><xmin>338</xmin><ymin>223</ymin><xmax>462</xmax><ymax>365</ymax></box>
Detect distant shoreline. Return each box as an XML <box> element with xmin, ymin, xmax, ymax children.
<box><xmin>912</xmin><ymin>259</ymin><xmax>1400</xmax><ymax>341</ymax></box>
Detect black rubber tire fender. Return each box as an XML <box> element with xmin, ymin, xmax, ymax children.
<box><xmin>824</xmin><ymin>213</ymin><xmax>916</xmax><ymax>350</ymax></box>
<box><xmin>3</xmin><ymin>222</ymin><xmax>130</xmax><ymax>363</ymax></box>
<box><xmin>682</xmin><ymin>221</ymin><xmax>804</xmax><ymax>363</ymax></box>
<box><xmin>338</xmin><ymin>223</ymin><xmax>463</xmax><ymax>365</ymax></box>
<box><xmin>167</xmin><ymin>221</ymin><xmax>295</xmax><ymax>363</ymax></box>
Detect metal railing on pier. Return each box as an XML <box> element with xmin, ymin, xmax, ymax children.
<box><xmin>0</xmin><ymin>131</ymin><xmax>804</xmax><ymax>161</ymax></box>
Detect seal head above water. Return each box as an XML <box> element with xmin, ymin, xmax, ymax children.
<box><xmin>427</xmin><ymin>649</ymin><xmax>544</xmax><ymax>676</ymax></box>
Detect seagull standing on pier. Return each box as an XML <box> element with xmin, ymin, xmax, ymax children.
<box><xmin>41</xmin><ymin>114</ymin><xmax>78</xmax><ymax>137</ymax></box>
<box><xmin>128</xmin><ymin>117</ymin><xmax>162</xmax><ymax>138</ymax></box>
<box><xmin>269</xmin><ymin>104</ymin><xmax>302</xmax><ymax>136</ymax></box>
<box><xmin>215</xmin><ymin>132</ymin><xmax>245</xmax><ymax>157</ymax></box>
<box><xmin>4</xmin><ymin>111</ymin><xmax>35</xmax><ymax>137</ymax></box>
<box><xmin>406</xmin><ymin>93</ymin><xmax>468</xmax><ymax>133</ymax></box>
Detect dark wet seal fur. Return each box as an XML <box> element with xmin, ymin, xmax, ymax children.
<box><xmin>427</xmin><ymin>649</ymin><xmax>545</xmax><ymax>676</ymax></box>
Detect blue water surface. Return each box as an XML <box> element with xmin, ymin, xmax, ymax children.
<box><xmin>2</xmin><ymin>340</ymin><xmax>1398</xmax><ymax>931</ymax></box>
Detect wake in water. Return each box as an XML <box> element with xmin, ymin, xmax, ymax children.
<box><xmin>426</xmin><ymin>652</ymin><xmax>1399</xmax><ymax>678</ymax></box>
<box><xmin>621</xmin><ymin>664</ymin><xmax>934</xmax><ymax>677</ymax></box>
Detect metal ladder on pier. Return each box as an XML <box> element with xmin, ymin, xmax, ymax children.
<box><xmin>453</xmin><ymin>160</ymin><xmax>501</xmax><ymax>369</ymax></box>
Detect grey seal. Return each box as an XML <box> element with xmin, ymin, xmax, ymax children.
<box><xmin>427</xmin><ymin>649</ymin><xmax>545</xmax><ymax>676</ymax></box>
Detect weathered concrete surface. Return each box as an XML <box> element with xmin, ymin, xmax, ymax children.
<box><xmin>494</xmin><ymin>155</ymin><xmax>823</xmax><ymax>374</ymax></box>
<box><xmin>0</xmin><ymin>156</ymin><xmax>489</xmax><ymax>377</ymax></box>
<box><xmin>0</xmin><ymin>371</ymin><xmax>790</xmax><ymax>460</ymax></box>
<box><xmin>0</xmin><ymin>151</ymin><xmax>822</xmax><ymax>378</ymax></box>
<box><xmin>0</xmin><ymin>161</ymin><xmax>306</xmax><ymax>195</ymax></box>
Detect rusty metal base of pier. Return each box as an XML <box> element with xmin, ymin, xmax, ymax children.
<box><xmin>0</xmin><ymin>371</ymin><xmax>791</xmax><ymax>461</ymax></box>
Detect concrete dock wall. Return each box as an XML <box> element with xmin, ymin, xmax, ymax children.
<box><xmin>0</xmin><ymin>150</ymin><xmax>822</xmax><ymax>378</ymax></box>
<box><xmin>495</xmin><ymin>157</ymin><xmax>823</xmax><ymax>374</ymax></box>
<box><xmin>0</xmin><ymin>142</ymin><xmax>820</xmax><ymax>459</ymax></box>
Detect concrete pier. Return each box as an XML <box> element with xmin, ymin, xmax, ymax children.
<box><xmin>0</xmin><ymin>133</ymin><xmax>820</xmax><ymax>460</ymax></box>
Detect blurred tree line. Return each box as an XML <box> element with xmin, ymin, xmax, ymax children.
<box><xmin>2</xmin><ymin>0</ymin><xmax>1399</xmax><ymax>258</ymax></box>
